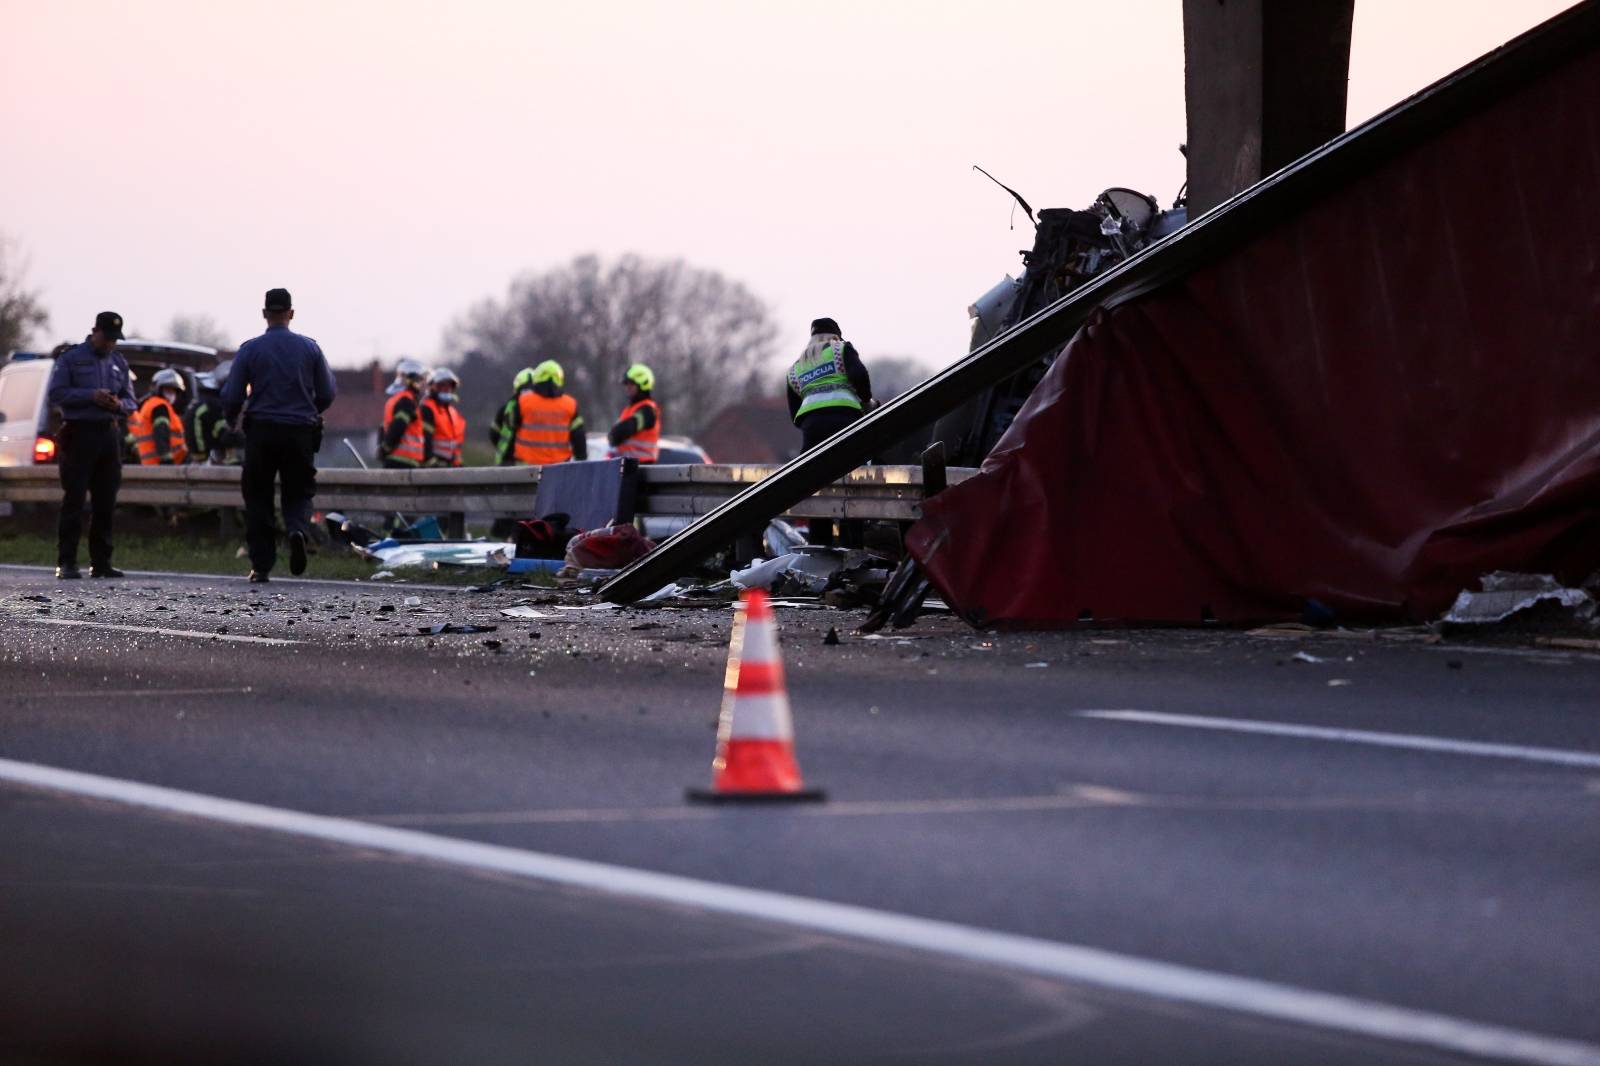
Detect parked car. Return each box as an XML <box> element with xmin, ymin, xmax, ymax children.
<box><xmin>584</xmin><ymin>432</ymin><xmax>712</xmax><ymax>464</ymax></box>
<box><xmin>0</xmin><ymin>340</ymin><xmax>220</xmax><ymax>466</ymax></box>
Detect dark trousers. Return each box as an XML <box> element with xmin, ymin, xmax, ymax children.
<box><xmin>798</xmin><ymin>407</ymin><xmax>863</xmax><ymax>452</ymax></box>
<box><xmin>242</xmin><ymin>420</ymin><xmax>318</xmax><ymax>573</ymax></box>
<box><xmin>797</xmin><ymin>408</ymin><xmax>864</xmax><ymax>546</ymax></box>
<box><xmin>56</xmin><ymin>420</ymin><xmax>123</xmax><ymax>568</ymax></box>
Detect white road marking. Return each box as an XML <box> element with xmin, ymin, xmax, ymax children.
<box><xmin>0</xmin><ymin>687</ymin><xmax>254</xmax><ymax>700</ymax></box>
<box><xmin>1</xmin><ymin>756</ymin><xmax>1597</xmax><ymax>1066</ymax></box>
<box><xmin>1078</xmin><ymin>710</ymin><xmax>1600</xmax><ymax>769</ymax></box>
<box><xmin>12</xmin><ymin>617</ymin><xmax>298</xmax><ymax>647</ymax></box>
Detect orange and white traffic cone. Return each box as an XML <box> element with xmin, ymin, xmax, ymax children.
<box><xmin>687</xmin><ymin>589</ymin><xmax>825</xmax><ymax>803</ymax></box>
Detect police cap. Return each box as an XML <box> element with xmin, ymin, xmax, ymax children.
<box><xmin>94</xmin><ymin>311</ymin><xmax>125</xmax><ymax>340</ymax></box>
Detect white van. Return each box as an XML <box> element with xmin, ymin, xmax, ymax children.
<box><xmin>0</xmin><ymin>340</ymin><xmax>220</xmax><ymax>467</ymax></box>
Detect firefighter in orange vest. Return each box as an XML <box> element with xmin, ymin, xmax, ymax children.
<box><xmin>420</xmin><ymin>367</ymin><xmax>467</xmax><ymax>467</ymax></box>
<box><xmin>509</xmin><ymin>360</ymin><xmax>586</xmax><ymax>466</ymax></box>
<box><xmin>607</xmin><ymin>363</ymin><xmax>660</xmax><ymax>463</ymax></box>
<box><xmin>130</xmin><ymin>368</ymin><xmax>190</xmax><ymax>465</ymax></box>
<box><xmin>379</xmin><ymin>359</ymin><xmax>427</xmax><ymax>468</ymax></box>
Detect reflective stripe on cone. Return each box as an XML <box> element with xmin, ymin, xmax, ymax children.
<box><xmin>688</xmin><ymin>589</ymin><xmax>825</xmax><ymax>803</ymax></box>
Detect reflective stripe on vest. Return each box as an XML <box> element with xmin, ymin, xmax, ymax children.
<box><xmin>422</xmin><ymin>398</ymin><xmax>466</xmax><ymax>466</ymax></box>
<box><xmin>615</xmin><ymin>398</ymin><xmax>660</xmax><ymax>462</ymax></box>
<box><xmin>788</xmin><ymin>340</ymin><xmax>863</xmax><ymax>420</ymax></box>
<box><xmin>130</xmin><ymin>395</ymin><xmax>189</xmax><ymax>465</ymax></box>
<box><xmin>513</xmin><ymin>391</ymin><xmax>578</xmax><ymax>465</ymax></box>
<box><xmin>384</xmin><ymin>389</ymin><xmax>425</xmax><ymax>466</ymax></box>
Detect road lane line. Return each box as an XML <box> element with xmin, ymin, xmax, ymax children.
<box><xmin>2</xmin><ymin>756</ymin><xmax>1597</xmax><ymax>1066</ymax></box>
<box><xmin>0</xmin><ymin>687</ymin><xmax>255</xmax><ymax>700</ymax></box>
<box><xmin>1077</xmin><ymin>710</ymin><xmax>1600</xmax><ymax>769</ymax></box>
<box><xmin>9</xmin><ymin>617</ymin><xmax>298</xmax><ymax>647</ymax></box>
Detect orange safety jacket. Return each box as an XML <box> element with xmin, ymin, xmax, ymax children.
<box><xmin>614</xmin><ymin>398</ymin><xmax>660</xmax><ymax>463</ymax></box>
<box><xmin>383</xmin><ymin>388</ymin><xmax>425</xmax><ymax>466</ymax></box>
<box><xmin>130</xmin><ymin>394</ymin><xmax>188</xmax><ymax>465</ymax></box>
<box><xmin>422</xmin><ymin>396</ymin><xmax>466</xmax><ymax>467</ymax></box>
<box><xmin>514</xmin><ymin>391</ymin><xmax>580</xmax><ymax>465</ymax></box>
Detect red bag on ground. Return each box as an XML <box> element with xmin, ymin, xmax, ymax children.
<box><xmin>563</xmin><ymin>523</ymin><xmax>656</xmax><ymax>570</ymax></box>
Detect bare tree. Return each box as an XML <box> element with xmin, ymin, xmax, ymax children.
<box><xmin>0</xmin><ymin>235</ymin><xmax>50</xmax><ymax>354</ymax></box>
<box><xmin>866</xmin><ymin>355</ymin><xmax>936</xmax><ymax>401</ymax></box>
<box><xmin>166</xmin><ymin>313</ymin><xmax>231</xmax><ymax>350</ymax></box>
<box><xmin>446</xmin><ymin>255</ymin><xmax>779</xmax><ymax>441</ymax></box>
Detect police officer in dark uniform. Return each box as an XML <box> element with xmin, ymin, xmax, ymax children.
<box><xmin>45</xmin><ymin>311</ymin><xmax>137</xmax><ymax>579</ymax></box>
<box><xmin>220</xmin><ymin>288</ymin><xmax>336</xmax><ymax>582</ymax></box>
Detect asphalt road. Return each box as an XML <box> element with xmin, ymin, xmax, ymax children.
<box><xmin>1</xmin><ymin>565</ymin><xmax>1597</xmax><ymax>1065</ymax></box>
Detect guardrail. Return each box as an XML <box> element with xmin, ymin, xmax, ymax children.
<box><xmin>0</xmin><ymin>463</ymin><xmax>975</xmax><ymax>524</ymax></box>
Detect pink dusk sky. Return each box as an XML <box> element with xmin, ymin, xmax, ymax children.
<box><xmin>1</xmin><ymin>0</ymin><xmax>1576</xmax><ymax>376</ymax></box>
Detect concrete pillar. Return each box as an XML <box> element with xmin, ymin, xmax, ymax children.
<box><xmin>1183</xmin><ymin>0</ymin><xmax>1354</xmax><ymax>215</ymax></box>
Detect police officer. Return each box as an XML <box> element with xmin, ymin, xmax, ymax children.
<box><xmin>420</xmin><ymin>367</ymin><xmax>466</xmax><ymax>467</ymax></box>
<box><xmin>221</xmin><ymin>288</ymin><xmax>336</xmax><ymax>582</ymax></box>
<box><xmin>188</xmin><ymin>360</ymin><xmax>243</xmax><ymax>464</ymax></box>
<box><xmin>129</xmin><ymin>368</ymin><xmax>190</xmax><ymax>465</ymax></box>
<box><xmin>786</xmin><ymin>318</ymin><xmax>873</xmax><ymax>546</ymax></box>
<box><xmin>45</xmin><ymin>311</ymin><xmax>137</xmax><ymax>579</ymax></box>
<box><xmin>607</xmin><ymin>363</ymin><xmax>661</xmax><ymax>463</ymax></box>
<box><xmin>786</xmin><ymin>317</ymin><xmax>873</xmax><ymax>451</ymax></box>
<box><xmin>379</xmin><ymin>359</ymin><xmax>427</xmax><ymax>469</ymax></box>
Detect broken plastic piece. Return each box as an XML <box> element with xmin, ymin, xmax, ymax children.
<box><xmin>1442</xmin><ymin>573</ymin><xmax>1593</xmax><ymax>626</ymax></box>
<box><xmin>731</xmin><ymin>548</ymin><xmax>847</xmax><ymax>594</ymax></box>
<box><xmin>500</xmin><ymin>606</ymin><xmax>552</xmax><ymax>619</ymax></box>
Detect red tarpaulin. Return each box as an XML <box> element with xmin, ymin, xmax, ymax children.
<box><xmin>908</xmin><ymin>41</ymin><xmax>1600</xmax><ymax>628</ymax></box>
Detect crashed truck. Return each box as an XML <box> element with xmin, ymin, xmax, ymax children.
<box><xmin>604</xmin><ymin>0</ymin><xmax>1600</xmax><ymax>628</ymax></box>
<box><xmin>928</xmin><ymin>184</ymin><xmax>1187</xmax><ymax>468</ymax></box>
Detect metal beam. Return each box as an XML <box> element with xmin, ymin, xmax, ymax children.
<box><xmin>599</xmin><ymin>0</ymin><xmax>1600</xmax><ymax>603</ymax></box>
<box><xmin>1183</xmin><ymin>0</ymin><xmax>1354</xmax><ymax>214</ymax></box>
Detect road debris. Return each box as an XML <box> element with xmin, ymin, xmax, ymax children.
<box><xmin>500</xmin><ymin>606</ymin><xmax>554</xmax><ymax>619</ymax></box>
<box><xmin>1441</xmin><ymin>573</ymin><xmax>1595</xmax><ymax>628</ymax></box>
<box><xmin>564</xmin><ymin>524</ymin><xmax>655</xmax><ymax>571</ymax></box>
<box><xmin>357</xmin><ymin>540</ymin><xmax>516</xmax><ymax>571</ymax></box>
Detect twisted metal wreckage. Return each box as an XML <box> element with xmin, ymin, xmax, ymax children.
<box><xmin>603</xmin><ymin>0</ymin><xmax>1600</xmax><ymax>629</ymax></box>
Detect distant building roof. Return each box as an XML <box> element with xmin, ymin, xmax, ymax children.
<box><xmin>697</xmin><ymin>396</ymin><xmax>799</xmax><ymax>465</ymax></box>
<box><xmin>324</xmin><ymin>360</ymin><xmax>388</xmax><ymax>432</ymax></box>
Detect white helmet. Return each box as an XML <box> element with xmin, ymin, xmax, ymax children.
<box><xmin>152</xmin><ymin>368</ymin><xmax>186</xmax><ymax>392</ymax></box>
<box><xmin>429</xmin><ymin>367</ymin><xmax>459</xmax><ymax>387</ymax></box>
<box><xmin>388</xmin><ymin>358</ymin><xmax>428</xmax><ymax>394</ymax></box>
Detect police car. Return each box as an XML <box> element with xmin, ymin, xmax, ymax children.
<box><xmin>0</xmin><ymin>340</ymin><xmax>220</xmax><ymax>466</ymax></box>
